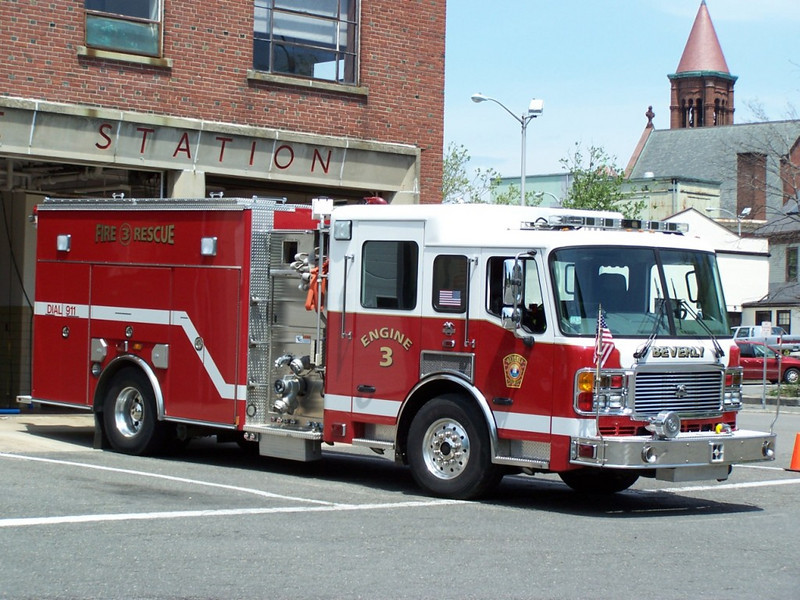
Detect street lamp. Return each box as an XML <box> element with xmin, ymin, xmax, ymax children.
<box><xmin>705</xmin><ymin>206</ymin><xmax>751</xmax><ymax>236</ymax></box>
<box><xmin>534</xmin><ymin>190</ymin><xmax>561</xmax><ymax>206</ymax></box>
<box><xmin>471</xmin><ymin>93</ymin><xmax>544</xmax><ymax>206</ymax></box>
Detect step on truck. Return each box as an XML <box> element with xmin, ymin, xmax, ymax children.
<box><xmin>19</xmin><ymin>196</ymin><xmax>776</xmax><ymax>499</ymax></box>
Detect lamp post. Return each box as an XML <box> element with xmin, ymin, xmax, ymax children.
<box><xmin>471</xmin><ymin>93</ymin><xmax>543</xmax><ymax>206</ymax></box>
<box><xmin>705</xmin><ymin>206</ymin><xmax>751</xmax><ymax>236</ymax></box>
<box><xmin>534</xmin><ymin>190</ymin><xmax>561</xmax><ymax>206</ymax></box>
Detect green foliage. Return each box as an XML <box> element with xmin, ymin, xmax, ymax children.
<box><xmin>442</xmin><ymin>142</ymin><xmax>542</xmax><ymax>206</ymax></box>
<box><xmin>559</xmin><ymin>143</ymin><xmax>644</xmax><ymax>218</ymax></box>
<box><xmin>491</xmin><ymin>181</ymin><xmax>543</xmax><ymax>206</ymax></box>
<box><xmin>442</xmin><ymin>142</ymin><xmax>501</xmax><ymax>204</ymax></box>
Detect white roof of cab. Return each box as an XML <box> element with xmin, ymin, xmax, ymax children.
<box><xmin>330</xmin><ymin>203</ymin><xmax>712</xmax><ymax>253</ymax></box>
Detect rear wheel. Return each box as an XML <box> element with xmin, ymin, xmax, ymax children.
<box><xmin>407</xmin><ymin>396</ymin><xmax>501</xmax><ymax>500</ymax></box>
<box><xmin>559</xmin><ymin>468</ymin><xmax>639</xmax><ymax>494</ymax></box>
<box><xmin>103</xmin><ymin>368</ymin><xmax>169</xmax><ymax>455</ymax></box>
<box><xmin>783</xmin><ymin>367</ymin><xmax>800</xmax><ymax>384</ymax></box>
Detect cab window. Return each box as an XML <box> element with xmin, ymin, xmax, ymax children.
<box><xmin>432</xmin><ymin>255</ymin><xmax>467</xmax><ymax>313</ymax></box>
<box><xmin>361</xmin><ymin>241</ymin><xmax>418</xmax><ymax>310</ymax></box>
<box><xmin>487</xmin><ymin>256</ymin><xmax>546</xmax><ymax>334</ymax></box>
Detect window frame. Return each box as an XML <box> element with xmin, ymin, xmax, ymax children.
<box><xmin>84</xmin><ymin>1</ymin><xmax>163</xmax><ymax>58</ymax></box>
<box><xmin>777</xmin><ymin>310</ymin><xmax>792</xmax><ymax>333</ymax></box>
<box><xmin>253</xmin><ymin>0</ymin><xmax>359</xmax><ymax>85</ymax></box>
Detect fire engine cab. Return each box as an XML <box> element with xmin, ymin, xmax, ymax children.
<box><xmin>20</xmin><ymin>196</ymin><xmax>776</xmax><ymax>499</ymax></box>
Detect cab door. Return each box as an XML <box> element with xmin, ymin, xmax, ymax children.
<box><xmin>344</xmin><ymin>221</ymin><xmax>425</xmax><ymax>428</ymax></box>
<box><xmin>475</xmin><ymin>251</ymin><xmax>555</xmax><ymax>449</ymax></box>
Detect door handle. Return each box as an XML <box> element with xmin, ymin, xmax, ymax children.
<box><xmin>357</xmin><ymin>384</ymin><xmax>376</xmax><ymax>394</ymax></box>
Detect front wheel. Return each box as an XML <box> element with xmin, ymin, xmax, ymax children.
<box><xmin>407</xmin><ymin>396</ymin><xmax>501</xmax><ymax>500</ymax></box>
<box><xmin>783</xmin><ymin>367</ymin><xmax>800</xmax><ymax>384</ymax></box>
<box><xmin>103</xmin><ymin>367</ymin><xmax>169</xmax><ymax>455</ymax></box>
<box><xmin>559</xmin><ymin>468</ymin><xmax>639</xmax><ymax>494</ymax></box>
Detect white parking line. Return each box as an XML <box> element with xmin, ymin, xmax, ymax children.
<box><xmin>0</xmin><ymin>500</ymin><xmax>465</xmax><ymax>529</ymax></box>
<box><xmin>737</xmin><ymin>463</ymin><xmax>790</xmax><ymax>472</ymax></box>
<box><xmin>0</xmin><ymin>452</ymin><xmax>335</xmax><ymax>505</ymax></box>
<box><xmin>646</xmin><ymin>478</ymin><xmax>800</xmax><ymax>494</ymax></box>
<box><xmin>0</xmin><ymin>452</ymin><xmax>463</xmax><ymax>529</ymax></box>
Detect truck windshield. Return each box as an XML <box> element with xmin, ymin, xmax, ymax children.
<box><xmin>549</xmin><ymin>246</ymin><xmax>729</xmax><ymax>338</ymax></box>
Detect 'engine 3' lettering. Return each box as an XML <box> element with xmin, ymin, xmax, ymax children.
<box><xmin>360</xmin><ymin>327</ymin><xmax>413</xmax><ymax>351</ymax></box>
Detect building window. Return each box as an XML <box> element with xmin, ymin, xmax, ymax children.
<box><xmin>787</xmin><ymin>247</ymin><xmax>798</xmax><ymax>282</ymax></box>
<box><xmin>777</xmin><ymin>310</ymin><xmax>791</xmax><ymax>333</ymax></box>
<box><xmin>361</xmin><ymin>241</ymin><xmax>418</xmax><ymax>310</ymax></box>
<box><xmin>755</xmin><ymin>310</ymin><xmax>772</xmax><ymax>326</ymax></box>
<box><xmin>85</xmin><ymin>1</ymin><xmax>162</xmax><ymax>57</ymax></box>
<box><xmin>253</xmin><ymin>0</ymin><xmax>358</xmax><ymax>84</ymax></box>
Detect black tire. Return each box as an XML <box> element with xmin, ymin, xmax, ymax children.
<box><xmin>559</xmin><ymin>468</ymin><xmax>639</xmax><ymax>494</ymax></box>
<box><xmin>103</xmin><ymin>367</ymin><xmax>169</xmax><ymax>455</ymax></box>
<box><xmin>407</xmin><ymin>395</ymin><xmax>501</xmax><ymax>500</ymax></box>
<box><xmin>783</xmin><ymin>367</ymin><xmax>800</xmax><ymax>385</ymax></box>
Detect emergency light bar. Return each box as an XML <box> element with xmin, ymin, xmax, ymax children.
<box><xmin>523</xmin><ymin>215</ymin><xmax>688</xmax><ymax>233</ymax></box>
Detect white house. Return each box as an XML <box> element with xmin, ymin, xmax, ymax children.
<box><xmin>667</xmin><ymin>208</ymin><xmax>769</xmax><ymax>325</ymax></box>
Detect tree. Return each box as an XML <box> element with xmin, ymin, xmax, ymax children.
<box><xmin>559</xmin><ymin>143</ymin><xmax>644</xmax><ymax>218</ymax></box>
<box><xmin>442</xmin><ymin>142</ymin><xmax>500</xmax><ymax>204</ymax></box>
<box><xmin>490</xmin><ymin>181</ymin><xmax>543</xmax><ymax>206</ymax></box>
<box><xmin>442</xmin><ymin>142</ymin><xmax>542</xmax><ymax>206</ymax></box>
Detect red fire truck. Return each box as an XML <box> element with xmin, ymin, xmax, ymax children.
<box><xmin>19</xmin><ymin>196</ymin><xmax>776</xmax><ymax>499</ymax></box>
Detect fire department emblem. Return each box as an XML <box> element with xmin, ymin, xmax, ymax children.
<box><xmin>503</xmin><ymin>353</ymin><xmax>527</xmax><ymax>389</ymax></box>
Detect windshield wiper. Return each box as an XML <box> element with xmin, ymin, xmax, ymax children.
<box><xmin>634</xmin><ymin>296</ymin><xmax>668</xmax><ymax>360</ymax></box>
<box><xmin>676</xmin><ymin>299</ymin><xmax>725</xmax><ymax>358</ymax></box>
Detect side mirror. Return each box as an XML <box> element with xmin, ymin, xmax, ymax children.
<box><xmin>502</xmin><ymin>259</ymin><xmax>522</xmax><ymax>306</ymax></box>
<box><xmin>684</xmin><ymin>269</ymin><xmax>698</xmax><ymax>303</ymax></box>
<box><xmin>501</xmin><ymin>306</ymin><xmax>521</xmax><ymax>330</ymax></box>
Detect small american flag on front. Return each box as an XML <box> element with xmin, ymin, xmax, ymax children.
<box><xmin>593</xmin><ymin>306</ymin><xmax>615</xmax><ymax>367</ymax></box>
<box><xmin>439</xmin><ymin>289</ymin><xmax>462</xmax><ymax>307</ymax></box>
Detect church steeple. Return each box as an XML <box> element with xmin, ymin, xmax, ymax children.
<box><xmin>669</xmin><ymin>1</ymin><xmax>737</xmax><ymax>129</ymax></box>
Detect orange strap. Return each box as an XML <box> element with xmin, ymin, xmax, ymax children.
<box><xmin>305</xmin><ymin>260</ymin><xmax>328</xmax><ymax>311</ymax></box>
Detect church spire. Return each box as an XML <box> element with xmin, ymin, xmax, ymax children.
<box><xmin>675</xmin><ymin>0</ymin><xmax>729</xmax><ymax>74</ymax></box>
<box><xmin>668</xmin><ymin>1</ymin><xmax>737</xmax><ymax>129</ymax></box>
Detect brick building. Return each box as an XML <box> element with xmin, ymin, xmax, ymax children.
<box><xmin>0</xmin><ymin>0</ymin><xmax>446</xmax><ymax>405</ymax></box>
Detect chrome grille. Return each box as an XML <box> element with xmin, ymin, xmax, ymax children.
<box><xmin>634</xmin><ymin>370</ymin><xmax>723</xmax><ymax>416</ymax></box>
<box><xmin>420</xmin><ymin>351</ymin><xmax>474</xmax><ymax>383</ymax></box>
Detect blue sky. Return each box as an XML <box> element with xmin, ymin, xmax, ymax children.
<box><xmin>444</xmin><ymin>0</ymin><xmax>800</xmax><ymax>177</ymax></box>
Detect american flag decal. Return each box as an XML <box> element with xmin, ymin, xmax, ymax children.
<box><xmin>438</xmin><ymin>289</ymin><xmax>462</xmax><ymax>307</ymax></box>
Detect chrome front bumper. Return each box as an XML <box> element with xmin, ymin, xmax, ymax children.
<box><xmin>570</xmin><ymin>429</ymin><xmax>776</xmax><ymax>482</ymax></box>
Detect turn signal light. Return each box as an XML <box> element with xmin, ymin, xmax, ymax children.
<box><xmin>577</xmin><ymin>371</ymin><xmax>594</xmax><ymax>393</ymax></box>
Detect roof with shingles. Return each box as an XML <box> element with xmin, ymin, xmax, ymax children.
<box><xmin>743</xmin><ymin>283</ymin><xmax>800</xmax><ymax>307</ymax></box>
<box><xmin>628</xmin><ymin>120</ymin><xmax>800</xmax><ymax>185</ymax></box>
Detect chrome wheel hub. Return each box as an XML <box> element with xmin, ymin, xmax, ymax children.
<box><xmin>113</xmin><ymin>386</ymin><xmax>144</xmax><ymax>438</ymax></box>
<box><xmin>422</xmin><ymin>418</ymin><xmax>470</xmax><ymax>480</ymax></box>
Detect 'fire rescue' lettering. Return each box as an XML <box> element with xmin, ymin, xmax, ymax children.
<box><xmin>360</xmin><ymin>327</ymin><xmax>413</xmax><ymax>351</ymax></box>
<box><xmin>95</xmin><ymin>223</ymin><xmax>175</xmax><ymax>245</ymax></box>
